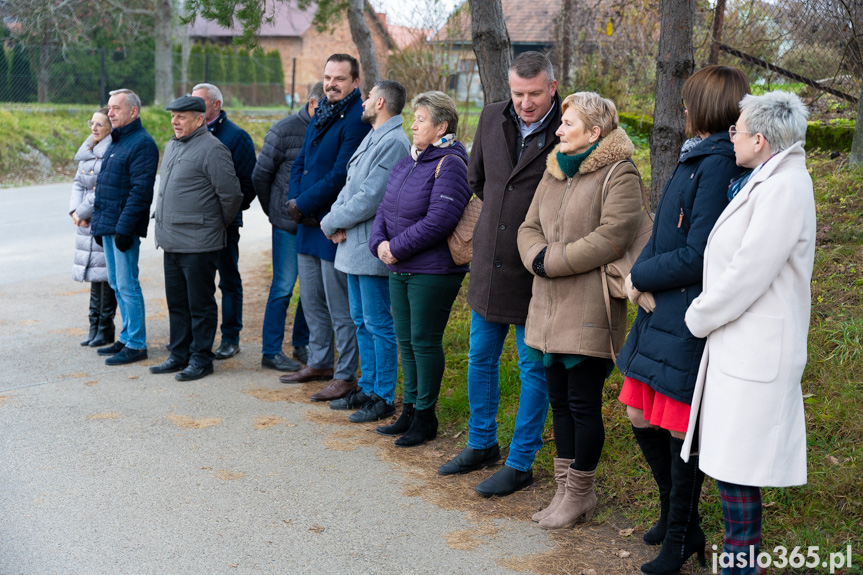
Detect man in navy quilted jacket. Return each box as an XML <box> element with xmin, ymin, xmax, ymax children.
<box><xmin>278</xmin><ymin>54</ymin><xmax>371</xmax><ymax>400</ymax></box>
<box><xmin>191</xmin><ymin>83</ymin><xmax>257</xmax><ymax>361</ymax></box>
<box><xmin>90</xmin><ymin>88</ymin><xmax>159</xmax><ymax>366</ymax></box>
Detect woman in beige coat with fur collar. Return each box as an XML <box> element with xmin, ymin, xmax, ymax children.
<box><xmin>682</xmin><ymin>91</ymin><xmax>815</xmax><ymax>573</ymax></box>
<box><xmin>517</xmin><ymin>92</ymin><xmax>644</xmax><ymax>529</ymax></box>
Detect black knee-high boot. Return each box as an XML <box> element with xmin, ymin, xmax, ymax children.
<box><xmin>632</xmin><ymin>425</ymin><xmax>672</xmax><ymax>545</ymax></box>
<box><xmin>641</xmin><ymin>436</ymin><xmax>706</xmax><ymax>575</ymax></box>
<box><xmin>89</xmin><ymin>282</ymin><xmax>116</xmax><ymax>347</ymax></box>
<box><xmin>81</xmin><ymin>283</ymin><xmax>101</xmax><ymax>346</ymax></box>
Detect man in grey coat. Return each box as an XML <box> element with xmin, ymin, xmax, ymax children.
<box><xmin>318</xmin><ymin>80</ymin><xmax>410</xmax><ymax>417</ymax></box>
<box><xmin>150</xmin><ymin>96</ymin><xmax>242</xmax><ymax>382</ymax></box>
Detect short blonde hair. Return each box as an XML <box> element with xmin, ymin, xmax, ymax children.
<box><xmin>412</xmin><ymin>91</ymin><xmax>459</xmax><ymax>135</ymax></box>
<box><xmin>561</xmin><ymin>92</ymin><xmax>619</xmax><ymax>137</ymax></box>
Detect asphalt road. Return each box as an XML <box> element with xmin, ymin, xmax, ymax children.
<box><xmin>0</xmin><ymin>182</ymin><xmax>554</xmax><ymax>575</ymax></box>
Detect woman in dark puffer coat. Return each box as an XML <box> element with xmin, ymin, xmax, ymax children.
<box><xmin>69</xmin><ymin>108</ymin><xmax>117</xmax><ymax>347</ymax></box>
<box><xmin>369</xmin><ymin>91</ymin><xmax>471</xmax><ymax>448</ymax></box>
<box><xmin>616</xmin><ymin>65</ymin><xmax>750</xmax><ymax>575</ymax></box>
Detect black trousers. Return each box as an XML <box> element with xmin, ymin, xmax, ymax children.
<box><xmin>164</xmin><ymin>250</ymin><xmax>219</xmax><ymax>368</ymax></box>
<box><xmin>545</xmin><ymin>357</ymin><xmax>609</xmax><ymax>471</ymax></box>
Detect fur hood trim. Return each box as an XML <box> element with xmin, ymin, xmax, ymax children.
<box><xmin>546</xmin><ymin>127</ymin><xmax>635</xmax><ymax>180</ymax></box>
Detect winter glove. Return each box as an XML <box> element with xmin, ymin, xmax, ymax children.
<box><xmin>115</xmin><ymin>233</ymin><xmax>133</xmax><ymax>252</ymax></box>
<box><xmin>625</xmin><ymin>274</ymin><xmax>641</xmax><ymax>305</ymax></box>
<box><xmin>286</xmin><ymin>199</ymin><xmax>304</xmax><ymax>224</ymax></box>
<box><xmin>532</xmin><ymin>247</ymin><xmax>548</xmax><ymax>278</ymax></box>
<box><xmin>637</xmin><ymin>291</ymin><xmax>656</xmax><ymax>313</ymax></box>
<box><xmin>94</xmin><ymin>235</ymin><xmax>103</xmax><ymax>247</ymax></box>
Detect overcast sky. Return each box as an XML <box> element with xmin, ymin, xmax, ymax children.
<box><xmin>368</xmin><ymin>0</ymin><xmax>462</xmax><ymax>29</ymax></box>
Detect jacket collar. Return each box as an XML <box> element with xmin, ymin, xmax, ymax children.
<box><xmin>206</xmin><ymin>110</ymin><xmax>228</xmax><ymax>133</ymax></box>
<box><xmin>545</xmin><ymin>128</ymin><xmax>635</xmax><ymax>180</ymax></box>
<box><xmin>415</xmin><ymin>140</ymin><xmax>468</xmax><ymax>164</ymax></box>
<box><xmin>112</xmin><ymin>117</ymin><xmax>143</xmax><ymax>141</ymax></box>
<box><xmin>499</xmin><ymin>91</ymin><xmax>563</xmax><ymax>178</ymax></box>
<box><xmin>75</xmin><ymin>134</ymin><xmax>113</xmax><ymax>162</ymax></box>
<box><xmin>681</xmin><ymin>130</ymin><xmax>735</xmax><ymax>162</ymax></box>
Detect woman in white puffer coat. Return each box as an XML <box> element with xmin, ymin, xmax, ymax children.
<box><xmin>69</xmin><ymin>108</ymin><xmax>117</xmax><ymax>347</ymax></box>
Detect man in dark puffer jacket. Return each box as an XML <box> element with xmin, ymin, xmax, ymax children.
<box><xmin>192</xmin><ymin>83</ymin><xmax>257</xmax><ymax>361</ymax></box>
<box><xmin>252</xmin><ymin>83</ymin><xmax>324</xmax><ymax>373</ymax></box>
<box><xmin>91</xmin><ymin>88</ymin><xmax>159</xmax><ymax>366</ymax></box>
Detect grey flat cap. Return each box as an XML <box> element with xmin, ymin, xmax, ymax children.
<box><xmin>165</xmin><ymin>96</ymin><xmax>206</xmax><ymax>113</ymax></box>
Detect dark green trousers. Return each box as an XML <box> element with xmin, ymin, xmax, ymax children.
<box><xmin>389</xmin><ymin>272</ymin><xmax>465</xmax><ymax>410</ymax></box>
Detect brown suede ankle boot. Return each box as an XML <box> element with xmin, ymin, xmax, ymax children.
<box><xmin>532</xmin><ymin>457</ymin><xmax>574</xmax><ymax>522</ymax></box>
<box><xmin>538</xmin><ymin>467</ymin><xmax>596</xmax><ymax>529</ymax></box>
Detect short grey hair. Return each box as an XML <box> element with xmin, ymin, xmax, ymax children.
<box><xmin>510</xmin><ymin>51</ymin><xmax>556</xmax><ymax>85</ymax></box>
<box><xmin>108</xmin><ymin>89</ymin><xmax>141</xmax><ymax>111</ymax></box>
<box><xmin>309</xmin><ymin>81</ymin><xmax>325</xmax><ymax>104</ymax></box>
<box><xmin>412</xmin><ymin>91</ymin><xmax>459</xmax><ymax>135</ymax></box>
<box><xmin>738</xmin><ymin>90</ymin><xmax>809</xmax><ymax>152</ymax></box>
<box><xmin>192</xmin><ymin>83</ymin><xmax>223</xmax><ymax>105</ymax></box>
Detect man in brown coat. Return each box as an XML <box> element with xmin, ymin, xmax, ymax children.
<box><xmin>437</xmin><ymin>52</ymin><xmax>562</xmax><ymax>497</ymax></box>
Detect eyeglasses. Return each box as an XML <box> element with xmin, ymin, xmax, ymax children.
<box><xmin>728</xmin><ymin>125</ymin><xmax>753</xmax><ymax>140</ymax></box>
<box><xmin>88</xmin><ymin>120</ymin><xmax>106</xmax><ymax>128</ymax></box>
<box><xmin>681</xmin><ymin>98</ymin><xmax>687</xmax><ymax>111</ymax></box>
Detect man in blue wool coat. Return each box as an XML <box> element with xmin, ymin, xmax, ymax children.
<box><xmin>278</xmin><ymin>54</ymin><xmax>371</xmax><ymax>401</ymax></box>
<box><xmin>191</xmin><ymin>83</ymin><xmax>257</xmax><ymax>361</ymax></box>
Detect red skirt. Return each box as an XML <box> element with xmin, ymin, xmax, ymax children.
<box><xmin>618</xmin><ymin>377</ymin><xmax>691</xmax><ymax>433</ymax></box>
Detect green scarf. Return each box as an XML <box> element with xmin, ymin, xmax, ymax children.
<box><xmin>556</xmin><ymin>142</ymin><xmax>599</xmax><ymax>178</ymax></box>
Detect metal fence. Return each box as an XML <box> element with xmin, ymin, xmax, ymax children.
<box><xmin>0</xmin><ymin>45</ymin><xmax>287</xmax><ymax>107</ymax></box>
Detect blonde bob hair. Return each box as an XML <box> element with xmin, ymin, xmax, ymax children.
<box><xmin>561</xmin><ymin>92</ymin><xmax>619</xmax><ymax>137</ymax></box>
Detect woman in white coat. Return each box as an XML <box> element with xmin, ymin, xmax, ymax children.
<box><xmin>683</xmin><ymin>91</ymin><xmax>815</xmax><ymax>574</ymax></box>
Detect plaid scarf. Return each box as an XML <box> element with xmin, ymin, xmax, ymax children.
<box><xmin>314</xmin><ymin>88</ymin><xmax>361</xmax><ymax>131</ymax></box>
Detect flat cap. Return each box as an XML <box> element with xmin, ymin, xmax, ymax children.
<box><xmin>165</xmin><ymin>96</ymin><xmax>206</xmax><ymax>113</ymax></box>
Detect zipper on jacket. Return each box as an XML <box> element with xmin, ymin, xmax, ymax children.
<box><xmin>394</xmin><ymin>161</ymin><xmax>418</xmax><ymax>237</ymax></box>
<box><xmin>541</xmin><ymin>177</ymin><xmax>573</xmax><ymax>352</ymax></box>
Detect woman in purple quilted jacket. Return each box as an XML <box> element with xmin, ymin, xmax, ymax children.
<box><xmin>369</xmin><ymin>91</ymin><xmax>471</xmax><ymax>448</ymax></box>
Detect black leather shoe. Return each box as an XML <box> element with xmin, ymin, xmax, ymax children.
<box><xmin>97</xmin><ymin>341</ymin><xmax>125</xmax><ymax>356</ymax></box>
<box><xmin>261</xmin><ymin>351</ymin><xmax>303</xmax><ymax>372</ymax></box>
<box><xmin>329</xmin><ymin>387</ymin><xmax>369</xmax><ymax>410</ymax></box>
<box><xmin>475</xmin><ymin>465</ymin><xmax>534</xmax><ymax>498</ymax></box>
<box><xmin>175</xmin><ymin>363</ymin><xmax>214</xmax><ymax>381</ymax></box>
<box><xmin>149</xmin><ymin>357</ymin><xmax>187</xmax><ymax>374</ymax></box>
<box><xmin>292</xmin><ymin>345</ymin><xmax>309</xmax><ymax>365</ymax></box>
<box><xmin>105</xmin><ymin>346</ymin><xmax>148</xmax><ymax>366</ymax></box>
<box><xmin>214</xmin><ymin>341</ymin><xmax>240</xmax><ymax>360</ymax></box>
<box><xmin>349</xmin><ymin>395</ymin><xmax>396</xmax><ymax>423</ymax></box>
<box><xmin>438</xmin><ymin>444</ymin><xmax>501</xmax><ymax>475</ymax></box>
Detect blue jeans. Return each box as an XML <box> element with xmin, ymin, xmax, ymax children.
<box><xmin>217</xmin><ymin>225</ymin><xmax>243</xmax><ymax>344</ymax></box>
<box><xmin>467</xmin><ymin>311</ymin><xmax>548</xmax><ymax>472</ymax></box>
<box><xmin>261</xmin><ymin>227</ymin><xmax>309</xmax><ymax>355</ymax></box>
<box><xmin>102</xmin><ymin>234</ymin><xmax>146</xmax><ymax>350</ymax></box>
<box><xmin>347</xmin><ymin>274</ymin><xmax>398</xmax><ymax>404</ymax></box>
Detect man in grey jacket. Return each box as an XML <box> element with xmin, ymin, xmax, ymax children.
<box><xmin>150</xmin><ymin>96</ymin><xmax>242</xmax><ymax>382</ymax></box>
<box><xmin>318</xmin><ymin>80</ymin><xmax>410</xmax><ymax>417</ymax></box>
<box><xmin>252</xmin><ymin>82</ymin><xmax>324</xmax><ymax>373</ymax></box>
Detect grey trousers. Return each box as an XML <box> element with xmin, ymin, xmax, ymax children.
<box><xmin>297</xmin><ymin>253</ymin><xmax>358</xmax><ymax>381</ymax></box>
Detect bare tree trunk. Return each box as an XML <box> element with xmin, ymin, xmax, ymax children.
<box><xmin>153</xmin><ymin>0</ymin><xmax>174</xmax><ymax>106</ymax></box>
<box><xmin>559</xmin><ymin>0</ymin><xmax>575</xmax><ymax>88</ymax></box>
<box><xmin>347</xmin><ymin>0</ymin><xmax>379</xmax><ymax>95</ymax></box>
<box><xmin>851</xmin><ymin>80</ymin><xmax>863</xmax><ymax>166</ymax></box>
<box><xmin>468</xmin><ymin>0</ymin><xmax>512</xmax><ymax>104</ymax></box>
<box><xmin>177</xmin><ymin>1</ymin><xmax>192</xmax><ymax>96</ymax></box>
<box><xmin>36</xmin><ymin>42</ymin><xmax>57</xmax><ymax>103</ymax></box>
<box><xmin>650</xmin><ymin>0</ymin><xmax>694</xmax><ymax>206</ymax></box>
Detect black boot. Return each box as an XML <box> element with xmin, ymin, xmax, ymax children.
<box><xmin>394</xmin><ymin>406</ymin><xmax>437</xmax><ymax>447</ymax></box>
<box><xmin>632</xmin><ymin>425</ymin><xmax>672</xmax><ymax>545</ymax></box>
<box><xmin>641</xmin><ymin>436</ymin><xmax>706</xmax><ymax>575</ymax></box>
<box><xmin>376</xmin><ymin>404</ymin><xmax>414</xmax><ymax>436</ymax></box>
<box><xmin>89</xmin><ymin>282</ymin><xmax>117</xmax><ymax>347</ymax></box>
<box><xmin>80</xmin><ymin>283</ymin><xmax>101</xmax><ymax>346</ymax></box>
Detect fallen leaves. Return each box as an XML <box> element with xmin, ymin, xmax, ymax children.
<box><xmin>618</xmin><ymin>527</ymin><xmax>634</xmax><ymax>537</ymax></box>
<box><xmin>214</xmin><ymin>469</ymin><xmax>246</xmax><ymax>480</ymax></box>
<box><xmin>255</xmin><ymin>415</ymin><xmax>286</xmax><ymax>429</ymax></box>
<box><xmin>309</xmin><ymin>525</ymin><xmax>325</xmax><ymax>533</ymax></box>
<box><xmin>87</xmin><ymin>412</ymin><xmax>121</xmax><ymax>420</ymax></box>
<box><xmin>166</xmin><ymin>414</ymin><xmax>223</xmax><ymax>429</ymax></box>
